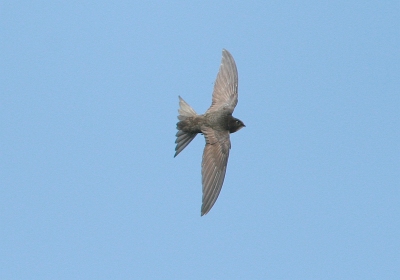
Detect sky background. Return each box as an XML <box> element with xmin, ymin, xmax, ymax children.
<box><xmin>1</xmin><ymin>1</ymin><xmax>399</xmax><ymax>279</ymax></box>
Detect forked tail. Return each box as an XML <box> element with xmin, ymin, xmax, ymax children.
<box><xmin>174</xmin><ymin>96</ymin><xmax>198</xmax><ymax>157</ymax></box>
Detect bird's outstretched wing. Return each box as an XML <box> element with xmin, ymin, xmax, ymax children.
<box><xmin>201</xmin><ymin>127</ymin><xmax>231</xmax><ymax>216</ymax></box>
<box><xmin>206</xmin><ymin>49</ymin><xmax>238</xmax><ymax>114</ymax></box>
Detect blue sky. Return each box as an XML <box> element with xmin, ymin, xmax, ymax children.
<box><xmin>1</xmin><ymin>1</ymin><xmax>399</xmax><ymax>279</ymax></box>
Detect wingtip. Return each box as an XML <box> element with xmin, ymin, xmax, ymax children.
<box><xmin>201</xmin><ymin>206</ymin><xmax>210</xmax><ymax>216</ymax></box>
<box><xmin>222</xmin><ymin>48</ymin><xmax>231</xmax><ymax>55</ymax></box>
<box><xmin>201</xmin><ymin>206</ymin><xmax>205</xmax><ymax>216</ymax></box>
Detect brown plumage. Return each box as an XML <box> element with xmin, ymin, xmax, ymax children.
<box><xmin>174</xmin><ymin>49</ymin><xmax>245</xmax><ymax>216</ymax></box>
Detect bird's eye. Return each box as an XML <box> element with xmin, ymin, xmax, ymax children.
<box><xmin>236</xmin><ymin>120</ymin><xmax>240</xmax><ymax>124</ymax></box>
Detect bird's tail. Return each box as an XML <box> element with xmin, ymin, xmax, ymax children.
<box><xmin>174</xmin><ymin>96</ymin><xmax>198</xmax><ymax>157</ymax></box>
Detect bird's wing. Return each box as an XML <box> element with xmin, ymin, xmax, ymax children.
<box><xmin>201</xmin><ymin>127</ymin><xmax>231</xmax><ymax>216</ymax></box>
<box><xmin>206</xmin><ymin>49</ymin><xmax>238</xmax><ymax>114</ymax></box>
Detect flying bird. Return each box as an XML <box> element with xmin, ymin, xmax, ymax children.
<box><xmin>174</xmin><ymin>49</ymin><xmax>245</xmax><ymax>216</ymax></box>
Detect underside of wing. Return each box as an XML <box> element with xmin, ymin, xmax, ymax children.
<box><xmin>201</xmin><ymin>127</ymin><xmax>231</xmax><ymax>216</ymax></box>
<box><xmin>206</xmin><ymin>49</ymin><xmax>238</xmax><ymax>114</ymax></box>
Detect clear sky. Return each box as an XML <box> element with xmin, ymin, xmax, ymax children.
<box><xmin>1</xmin><ymin>1</ymin><xmax>399</xmax><ymax>279</ymax></box>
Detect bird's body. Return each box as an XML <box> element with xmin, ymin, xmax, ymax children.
<box><xmin>174</xmin><ymin>49</ymin><xmax>245</xmax><ymax>216</ymax></box>
<box><xmin>176</xmin><ymin>112</ymin><xmax>241</xmax><ymax>134</ymax></box>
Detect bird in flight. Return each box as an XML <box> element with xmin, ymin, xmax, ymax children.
<box><xmin>174</xmin><ymin>49</ymin><xmax>245</xmax><ymax>216</ymax></box>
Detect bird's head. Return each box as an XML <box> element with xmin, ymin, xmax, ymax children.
<box><xmin>229</xmin><ymin>118</ymin><xmax>246</xmax><ymax>133</ymax></box>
